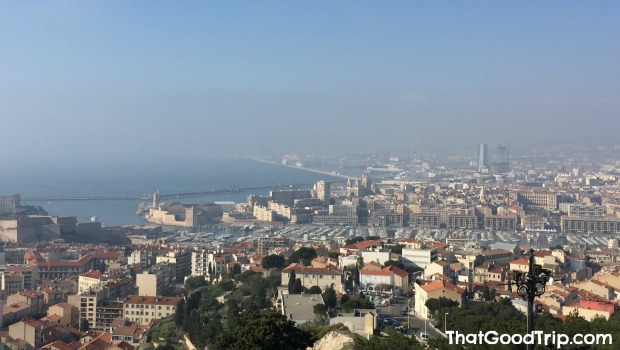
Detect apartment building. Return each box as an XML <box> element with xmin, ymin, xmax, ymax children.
<box><xmin>122</xmin><ymin>295</ymin><xmax>180</xmax><ymax>325</ymax></box>
<box><xmin>561</xmin><ymin>216</ymin><xmax>620</xmax><ymax>234</ymax></box>
<box><xmin>281</xmin><ymin>264</ymin><xmax>343</xmax><ymax>293</ymax></box>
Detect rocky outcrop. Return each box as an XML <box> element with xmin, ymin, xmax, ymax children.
<box><xmin>309</xmin><ymin>331</ymin><xmax>355</xmax><ymax>350</ymax></box>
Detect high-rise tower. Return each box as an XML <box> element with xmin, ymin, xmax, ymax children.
<box><xmin>315</xmin><ymin>180</ymin><xmax>330</xmax><ymax>203</ymax></box>
<box><xmin>478</xmin><ymin>144</ymin><xmax>488</xmax><ymax>171</ymax></box>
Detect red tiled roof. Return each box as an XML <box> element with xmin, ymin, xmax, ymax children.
<box><xmin>81</xmin><ymin>270</ymin><xmax>103</xmax><ymax>279</ymax></box>
<box><xmin>510</xmin><ymin>258</ymin><xmax>529</xmax><ymax>265</ymax></box>
<box><xmin>282</xmin><ymin>264</ymin><xmax>340</xmax><ymax>275</ymax></box>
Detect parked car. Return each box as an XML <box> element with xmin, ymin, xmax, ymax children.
<box><xmin>420</xmin><ymin>332</ymin><xmax>429</xmax><ymax>341</ymax></box>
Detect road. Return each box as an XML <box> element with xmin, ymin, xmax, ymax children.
<box><xmin>376</xmin><ymin>296</ymin><xmax>444</xmax><ymax>341</ymax></box>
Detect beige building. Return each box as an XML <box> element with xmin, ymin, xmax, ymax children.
<box><xmin>561</xmin><ymin>216</ymin><xmax>620</xmax><ymax>234</ymax></box>
<box><xmin>145</xmin><ymin>203</ymin><xmax>221</xmax><ymax>227</ymax></box>
<box><xmin>122</xmin><ymin>295</ymin><xmax>180</xmax><ymax>325</ymax></box>
<box><xmin>155</xmin><ymin>249</ymin><xmax>192</xmax><ymax>282</ymax></box>
<box><xmin>281</xmin><ymin>264</ymin><xmax>343</xmax><ymax>293</ymax></box>
<box><xmin>484</xmin><ymin>214</ymin><xmax>517</xmax><ymax>230</ymax></box>
<box><xmin>47</xmin><ymin>302</ymin><xmax>78</xmax><ymax>327</ymax></box>
<box><xmin>253</xmin><ymin>205</ymin><xmax>276</xmax><ymax>222</ymax></box>
<box><xmin>2</xmin><ymin>301</ymin><xmax>30</xmax><ymax>327</ymax></box>
<box><xmin>254</xmin><ymin>237</ymin><xmax>290</xmax><ymax>255</ymax></box>
<box><xmin>414</xmin><ymin>280</ymin><xmax>465</xmax><ymax>319</ymax></box>
<box><xmin>1</xmin><ymin>271</ymin><xmax>24</xmax><ymax>294</ymax></box>
<box><xmin>448</xmin><ymin>215</ymin><xmax>478</xmax><ymax>230</ymax></box>
<box><xmin>67</xmin><ymin>293</ymin><xmax>98</xmax><ymax>331</ymax></box>
<box><xmin>511</xmin><ymin>191</ymin><xmax>558</xmax><ymax>211</ymax></box>
<box><xmin>8</xmin><ymin>318</ymin><xmax>45</xmax><ymax>347</ymax></box>
<box><xmin>79</xmin><ymin>270</ymin><xmax>104</xmax><ymax>293</ymax></box>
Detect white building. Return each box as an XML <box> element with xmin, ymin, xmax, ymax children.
<box><xmin>402</xmin><ymin>247</ymin><xmax>438</xmax><ymax>269</ymax></box>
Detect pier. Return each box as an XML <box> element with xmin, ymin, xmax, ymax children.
<box><xmin>21</xmin><ymin>182</ymin><xmax>341</xmax><ymax>202</ymax></box>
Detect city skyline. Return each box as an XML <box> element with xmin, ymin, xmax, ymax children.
<box><xmin>1</xmin><ymin>2</ymin><xmax>620</xmax><ymax>164</ymax></box>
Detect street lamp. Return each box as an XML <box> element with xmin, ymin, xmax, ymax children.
<box><xmin>509</xmin><ymin>249</ymin><xmax>552</xmax><ymax>350</ymax></box>
<box><xmin>444</xmin><ymin>312</ymin><xmax>449</xmax><ymax>333</ymax></box>
<box><xmin>407</xmin><ymin>299</ymin><xmax>411</xmax><ymax>332</ymax></box>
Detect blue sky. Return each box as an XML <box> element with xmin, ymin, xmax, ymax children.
<box><xmin>1</xmin><ymin>1</ymin><xmax>619</xmax><ymax>161</ymax></box>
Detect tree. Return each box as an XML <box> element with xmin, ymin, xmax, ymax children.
<box><xmin>262</xmin><ymin>254</ymin><xmax>286</xmax><ymax>269</ymax></box>
<box><xmin>345</xmin><ymin>236</ymin><xmax>365</xmax><ymax>245</ymax></box>
<box><xmin>80</xmin><ymin>318</ymin><xmax>90</xmax><ymax>332</ymax></box>
<box><xmin>313</xmin><ymin>304</ymin><xmax>328</xmax><ymax>317</ymax></box>
<box><xmin>353</xmin><ymin>327</ymin><xmax>421</xmax><ymax>350</ymax></box>
<box><xmin>390</xmin><ymin>244</ymin><xmax>406</xmax><ymax>255</ymax></box>
<box><xmin>215</xmin><ymin>311</ymin><xmax>314</xmax><ymax>350</ymax></box>
<box><xmin>175</xmin><ymin>298</ymin><xmax>185</xmax><ymax>326</ymax></box>
<box><xmin>290</xmin><ymin>278</ymin><xmax>303</xmax><ymax>294</ymax></box>
<box><xmin>184</xmin><ymin>275</ymin><xmax>206</xmax><ymax>290</ymax></box>
<box><xmin>288</xmin><ymin>270</ymin><xmax>297</xmax><ymax>293</ymax></box>
<box><xmin>425</xmin><ymin>297</ymin><xmax>459</xmax><ymax>315</ymax></box>
<box><xmin>341</xmin><ymin>297</ymin><xmax>374</xmax><ymax>312</ymax></box>
<box><xmin>234</xmin><ymin>270</ymin><xmax>256</xmax><ymax>283</ymax></box>
<box><xmin>226</xmin><ymin>298</ymin><xmax>241</xmax><ymax>331</ymax></box>
<box><xmin>308</xmin><ymin>285</ymin><xmax>322</xmax><ymax>294</ymax></box>
<box><xmin>384</xmin><ymin>260</ymin><xmax>405</xmax><ymax>270</ymax></box>
<box><xmin>155</xmin><ymin>344</ymin><xmax>176</xmax><ymax>350</ymax></box>
<box><xmin>322</xmin><ymin>284</ymin><xmax>337</xmax><ymax>309</ymax></box>
<box><xmin>230</xmin><ymin>263</ymin><xmax>242</xmax><ymax>277</ymax></box>
<box><xmin>291</xmin><ymin>247</ymin><xmax>317</xmax><ymax>266</ymax></box>
<box><xmin>327</xmin><ymin>251</ymin><xmax>340</xmax><ymax>259</ymax></box>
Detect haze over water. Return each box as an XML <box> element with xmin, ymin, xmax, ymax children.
<box><xmin>0</xmin><ymin>157</ymin><xmax>344</xmax><ymax>226</ymax></box>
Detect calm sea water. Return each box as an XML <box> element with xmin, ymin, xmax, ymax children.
<box><xmin>0</xmin><ymin>157</ymin><xmax>344</xmax><ymax>226</ymax></box>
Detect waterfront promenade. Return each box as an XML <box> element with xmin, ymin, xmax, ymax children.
<box><xmin>251</xmin><ymin>158</ymin><xmax>358</xmax><ymax>181</ymax></box>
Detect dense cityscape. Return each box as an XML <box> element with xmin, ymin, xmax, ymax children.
<box><xmin>0</xmin><ymin>144</ymin><xmax>620</xmax><ymax>349</ymax></box>
<box><xmin>2</xmin><ymin>1</ymin><xmax>620</xmax><ymax>349</ymax></box>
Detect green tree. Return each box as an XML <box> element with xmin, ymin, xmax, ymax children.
<box><xmin>290</xmin><ymin>278</ymin><xmax>303</xmax><ymax>294</ymax></box>
<box><xmin>230</xmin><ymin>263</ymin><xmax>242</xmax><ymax>277</ymax></box>
<box><xmin>291</xmin><ymin>247</ymin><xmax>317</xmax><ymax>266</ymax></box>
<box><xmin>184</xmin><ymin>275</ymin><xmax>206</xmax><ymax>290</ymax></box>
<box><xmin>353</xmin><ymin>327</ymin><xmax>421</xmax><ymax>350</ymax></box>
<box><xmin>322</xmin><ymin>284</ymin><xmax>337</xmax><ymax>309</ymax></box>
<box><xmin>341</xmin><ymin>297</ymin><xmax>374</xmax><ymax>312</ymax></box>
<box><xmin>287</xmin><ymin>270</ymin><xmax>297</xmax><ymax>293</ymax></box>
<box><xmin>425</xmin><ymin>297</ymin><xmax>459</xmax><ymax>315</ymax></box>
<box><xmin>226</xmin><ymin>298</ymin><xmax>241</xmax><ymax>331</ymax></box>
<box><xmin>234</xmin><ymin>270</ymin><xmax>256</xmax><ymax>283</ymax></box>
<box><xmin>313</xmin><ymin>304</ymin><xmax>328</xmax><ymax>317</ymax></box>
<box><xmin>308</xmin><ymin>285</ymin><xmax>322</xmax><ymax>294</ymax></box>
<box><xmin>384</xmin><ymin>260</ymin><xmax>405</xmax><ymax>269</ymax></box>
<box><xmin>390</xmin><ymin>244</ymin><xmax>406</xmax><ymax>255</ymax></box>
<box><xmin>345</xmin><ymin>236</ymin><xmax>365</xmax><ymax>245</ymax></box>
<box><xmin>175</xmin><ymin>298</ymin><xmax>185</xmax><ymax>326</ymax></box>
<box><xmin>155</xmin><ymin>344</ymin><xmax>176</xmax><ymax>350</ymax></box>
<box><xmin>262</xmin><ymin>254</ymin><xmax>286</xmax><ymax>269</ymax></box>
<box><xmin>215</xmin><ymin>311</ymin><xmax>315</xmax><ymax>350</ymax></box>
<box><xmin>80</xmin><ymin>318</ymin><xmax>89</xmax><ymax>332</ymax></box>
<box><xmin>327</xmin><ymin>251</ymin><xmax>340</xmax><ymax>259</ymax></box>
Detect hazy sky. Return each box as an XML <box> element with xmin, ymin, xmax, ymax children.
<box><xmin>1</xmin><ymin>1</ymin><xmax>619</xmax><ymax>162</ymax></box>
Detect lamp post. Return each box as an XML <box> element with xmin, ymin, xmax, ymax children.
<box><xmin>444</xmin><ymin>312</ymin><xmax>449</xmax><ymax>334</ymax></box>
<box><xmin>510</xmin><ymin>249</ymin><xmax>552</xmax><ymax>350</ymax></box>
<box><xmin>407</xmin><ymin>299</ymin><xmax>411</xmax><ymax>333</ymax></box>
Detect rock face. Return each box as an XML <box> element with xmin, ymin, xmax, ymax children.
<box><xmin>310</xmin><ymin>331</ymin><xmax>355</xmax><ymax>350</ymax></box>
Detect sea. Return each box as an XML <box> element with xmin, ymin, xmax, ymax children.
<box><xmin>0</xmin><ymin>157</ymin><xmax>347</xmax><ymax>227</ymax></box>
